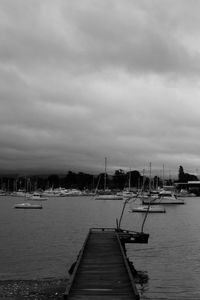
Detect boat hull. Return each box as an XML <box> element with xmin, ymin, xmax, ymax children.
<box><xmin>14</xmin><ymin>203</ymin><xmax>43</xmax><ymax>209</ymax></box>
<box><xmin>142</xmin><ymin>199</ymin><xmax>184</xmax><ymax>205</ymax></box>
<box><xmin>131</xmin><ymin>206</ymin><xmax>166</xmax><ymax>213</ymax></box>
<box><xmin>95</xmin><ymin>195</ymin><xmax>123</xmax><ymax>200</ymax></box>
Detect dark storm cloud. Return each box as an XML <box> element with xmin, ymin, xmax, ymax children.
<box><xmin>1</xmin><ymin>0</ymin><xmax>200</xmax><ymax>175</ymax></box>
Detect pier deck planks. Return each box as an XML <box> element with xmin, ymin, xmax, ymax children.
<box><xmin>65</xmin><ymin>229</ymin><xmax>139</xmax><ymax>300</ymax></box>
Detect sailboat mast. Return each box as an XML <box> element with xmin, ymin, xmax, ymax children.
<box><xmin>162</xmin><ymin>164</ymin><xmax>165</xmax><ymax>187</ymax></box>
<box><xmin>141</xmin><ymin>169</ymin><xmax>145</xmax><ymax>193</ymax></box>
<box><xmin>104</xmin><ymin>157</ymin><xmax>107</xmax><ymax>191</ymax></box>
<box><xmin>128</xmin><ymin>168</ymin><xmax>131</xmax><ymax>191</ymax></box>
<box><xmin>149</xmin><ymin>162</ymin><xmax>152</xmax><ymax>193</ymax></box>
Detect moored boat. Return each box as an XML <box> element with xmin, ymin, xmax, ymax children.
<box><xmin>95</xmin><ymin>194</ymin><xmax>123</xmax><ymax>200</ymax></box>
<box><xmin>95</xmin><ymin>158</ymin><xmax>123</xmax><ymax>200</ymax></box>
<box><xmin>0</xmin><ymin>189</ymin><xmax>6</xmax><ymax>196</ymax></box>
<box><xmin>14</xmin><ymin>203</ymin><xmax>43</xmax><ymax>209</ymax></box>
<box><xmin>130</xmin><ymin>205</ymin><xmax>166</xmax><ymax>213</ymax></box>
<box><xmin>142</xmin><ymin>194</ymin><xmax>184</xmax><ymax>205</ymax></box>
<box><xmin>121</xmin><ymin>190</ymin><xmax>137</xmax><ymax>199</ymax></box>
<box><xmin>176</xmin><ymin>189</ymin><xmax>196</xmax><ymax>197</ymax></box>
<box><xmin>27</xmin><ymin>192</ymin><xmax>48</xmax><ymax>201</ymax></box>
<box><xmin>10</xmin><ymin>190</ymin><xmax>27</xmax><ymax>197</ymax></box>
<box><xmin>42</xmin><ymin>188</ymin><xmax>60</xmax><ymax>197</ymax></box>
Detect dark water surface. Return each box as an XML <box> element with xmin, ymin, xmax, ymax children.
<box><xmin>0</xmin><ymin>196</ymin><xmax>200</xmax><ymax>299</ymax></box>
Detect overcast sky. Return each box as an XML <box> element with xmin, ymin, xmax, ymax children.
<box><xmin>1</xmin><ymin>0</ymin><xmax>200</xmax><ymax>177</ymax></box>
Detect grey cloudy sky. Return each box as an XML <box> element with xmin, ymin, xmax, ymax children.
<box><xmin>1</xmin><ymin>0</ymin><xmax>200</xmax><ymax>176</ymax></box>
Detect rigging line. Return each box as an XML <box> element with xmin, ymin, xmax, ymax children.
<box><xmin>118</xmin><ymin>195</ymin><xmax>139</xmax><ymax>229</ymax></box>
<box><xmin>140</xmin><ymin>196</ymin><xmax>159</xmax><ymax>233</ymax></box>
<box><xmin>94</xmin><ymin>174</ymin><xmax>101</xmax><ymax>195</ymax></box>
<box><xmin>118</xmin><ymin>197</ymin><xmax>132</xmax><ymax>229</ymax></box>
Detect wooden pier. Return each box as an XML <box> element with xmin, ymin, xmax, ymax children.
<box><xmin>64</xmin><ymin>228</ymin><xmax>149</xmax><ymax>300</ymax></box>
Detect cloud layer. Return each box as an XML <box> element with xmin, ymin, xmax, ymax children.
<box><xmin>1</xmin><ymin>0</ymin><xmax>200</xmax><ymax>177</ymax></box>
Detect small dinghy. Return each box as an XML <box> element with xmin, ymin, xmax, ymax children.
<box><xmin>14</xmin><ymin>203</ymin><xmax>43</xmax><ymax>209</ymax></box>
<box><xmin>130</xmin><ymin>205</ymin><xmax>166</xmax><ymax>213</ymax></box>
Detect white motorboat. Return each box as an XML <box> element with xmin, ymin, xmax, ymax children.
<box><xmin>130</xmin><ymin>205</ymin><xmax>166</xmax><ymax>213</ymax></box>
<box><xmin>11</xmin><ymin>190</ymin><xmax>27</xmax><ymax>197</ymax></box>
<box><xmin>42</xmin><ymin>188</ymin><xmax>61</xmax><ymax>197</ymax></box>
<box><xmin>122</xmin><ymin>191</ymin><xmax>137</xmax><ymax>199</ymax></box>
<box><xmin>137</xmin><ymin>193</ymin><xmax>158</xmax><ymax>202</ymax></box>
<box><xmin>14</xmin><ymin>203</ymin><xmax>43</xmax><ymax>209</ymax></box>
<box><xmin>95</xmin><ymin>194</ymin><xmax>123</xmax><ymax>200</ymax></box>
<box><xmin>142</xmin><ymin>195</ymin><xmax>184</xmax><ymax>205</ymax></box>
<box><xmin>27</xmin><ymin>192</ymin><xmax>48</xmax><ymax>201</ymax></box>
<box><xmin>59</xmin><ymin>189</ymin><xmax>82</xmax><ymax>196</ymax></box>
<box><xmin>176</xmin><ymin>189</ymin><xmax>196</xmax><ymax>197</ymax></box>
<box><xmin>0</xmin><ymin>189</ymin><xmax>6</xmax><ymax>196</ymax></box>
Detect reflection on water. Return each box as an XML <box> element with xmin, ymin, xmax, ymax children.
<box><xmin>0</xmin><ymin>196</ymin><xmax>200</xmax><ymax>299</ymax></box>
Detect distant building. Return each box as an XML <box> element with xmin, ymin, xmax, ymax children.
<box><xmin>174</xmin><ymin>181</ymin><xmax>200</xmax><ymax>195</ymax></box>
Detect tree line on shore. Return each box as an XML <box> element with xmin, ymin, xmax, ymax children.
<box><xmin>0</xmin><ymin>166</ymin><xmax>198</xmax><ymax>192</ymax></box>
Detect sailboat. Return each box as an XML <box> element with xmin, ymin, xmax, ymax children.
<box><xmin>95</xmin><ymin>158</ymin><xmax>123</xmax><ymax>200</ymax></box>
<box><xmin>137</xmin><ymin>164</ymin><xmax>157</xmax><ymax>201</ymax></box>
<box><xmin>14</xmin><ymin>178</ymin><xmax>43</xmax><ymax>209</ymax></box>
<box><xmin>142</xmin><ymin>194</ymin><xmax>184</xmax><ymax>205</ymax></box>
<box><xmin>122</xmin><ymin>169</ymin><xmax>137</xmax><ymax>199</ymax></box>
<box><xmin>141</xmin><ymin>164</ymin><xmax>184</xmax><ymax>205</ymax></box>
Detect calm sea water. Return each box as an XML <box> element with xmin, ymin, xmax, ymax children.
<box><xmin>0</xmin><ymin>196</ymin><xmax>200</xmax><ymax>299</ymax></box>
